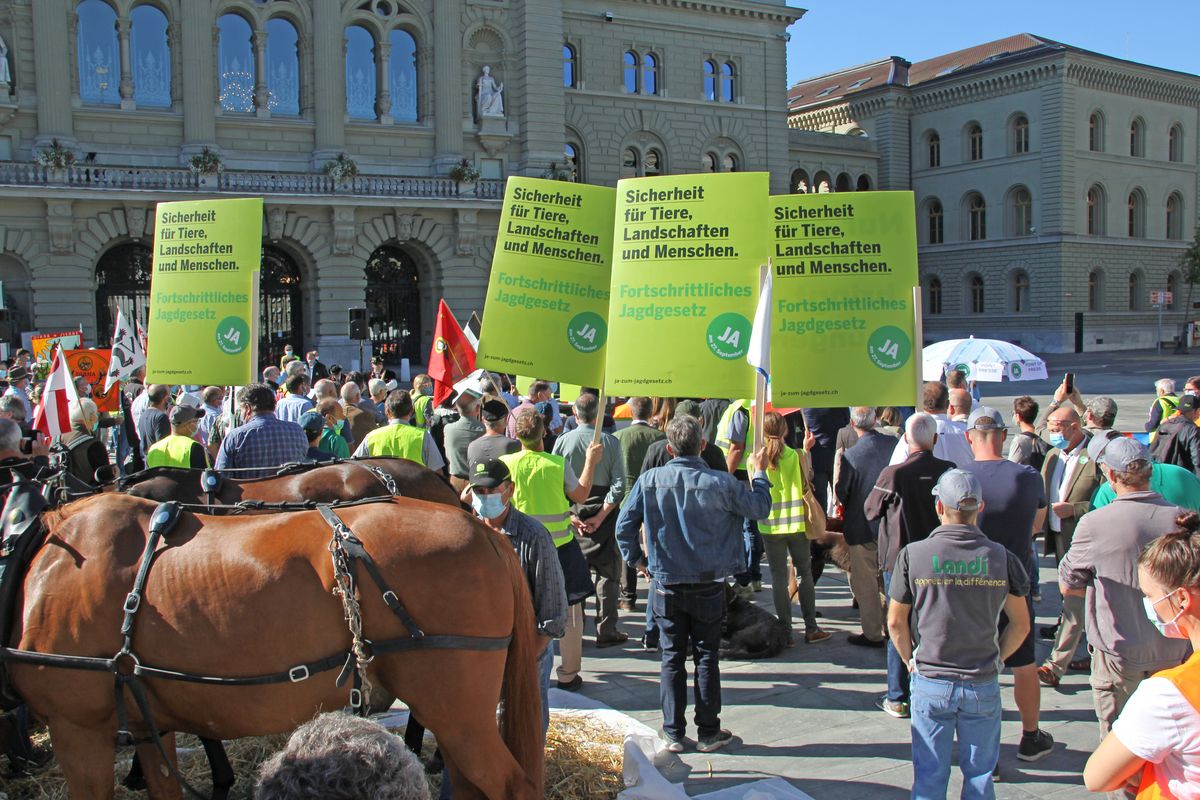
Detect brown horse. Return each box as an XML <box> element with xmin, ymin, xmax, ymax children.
<box><xmin>7</xmin><ymin>493</ymin><xmax>542</xmax><ymax>799</ymax></box>
<box><xmin>118</xmin><ymin>457</ymin><xmax>460</xmax><ymax>508</ymax></box>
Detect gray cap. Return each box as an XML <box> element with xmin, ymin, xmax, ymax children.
<box><xmin>1099</xmin><ymin>436</ymin><xmax>1152</xmax><ymax>471</ymax></box>
<box><xmin>1086</xmin><ymin>429</ymin><xmax>1121</xmax><ymax>462</ymax></box>
<box><xmin>966</xmin><ymin>405</ymin><xmax>1005</xmax><ymax>431</ymax></box>
<box><xmin>169</xmin><ymin>405</ymin><xmax>204</xmax><ymax>425</ymax></box>
<box><xmin>932</xmin><ymin>468</ymin><xmax>983</xmax><ymax>510</ymax></box>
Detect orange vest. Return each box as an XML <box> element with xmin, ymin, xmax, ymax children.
<box><xmin>1136</xmin><ymin>651</ymin><xmax>1200</xmax><ymax>799</ymax></box>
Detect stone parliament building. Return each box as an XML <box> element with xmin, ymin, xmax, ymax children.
<box><xmin>0</xmin><ymin>3</ymin><xmax>1194</xmax><ymax>368</ymax></box>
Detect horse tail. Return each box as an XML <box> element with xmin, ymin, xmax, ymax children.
<box><xmin>499</xmin><ymin>542</ymin><xmax>544</xmax><ymax>794</ymax></box>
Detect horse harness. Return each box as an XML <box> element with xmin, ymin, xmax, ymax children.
<box><xmin>0</xmin><ymin>492</ymin><xmax>510</xmax><ymax>799</ymax></box>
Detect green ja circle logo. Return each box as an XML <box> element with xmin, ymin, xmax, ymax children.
<box><xmin>954</xmin><ymin>362</ymin><xmax>971</xmax><ymax>378</ymax></box>
<box><xmin>706</xmin><ymin>313</ymin><xmax>751</xmax><ymax>360</ymax></box>
<box><xmin>867</xmin><ymin>326</ymin><xmax>912</xmax><ymax>371</ymax></box>
<box><xmin>215</xmin><ymin>316</ymin><xmax>250</xmax><ymax>355</ymax></box>
<box><xmin>1011</xmin><ymin>363</ymin><xmax>1023</xmax><ymax>379</ymax></box>
<box><xmin>567</xmin><ymin>312</ymin><xmax>606</xmax><ymax>353</ymax></box>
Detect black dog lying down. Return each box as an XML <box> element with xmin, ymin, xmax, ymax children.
<box><xmin>720</xmin><ymin>585</ymin><xmax>790</xmax><ymax>660</ymax></box>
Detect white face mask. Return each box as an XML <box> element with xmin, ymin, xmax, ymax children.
<box><xmin>1144</xmin><ymin>591</ymin><xmax>1188</xmax><ymax>639</ymax></box>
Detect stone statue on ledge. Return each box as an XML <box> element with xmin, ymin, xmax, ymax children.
<box><xmin>476</xmin><ymin>65</ymin><xmax>504</xmax><ymax>119</ymax></box>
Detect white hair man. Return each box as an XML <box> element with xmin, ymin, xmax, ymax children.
<box><xmin>60</xmin><ymin>398</ymin><xmax>111</xmax><ymax>487</ymax></box>
<box><xmin>1146</xmin><ymin>377</ymin><xmax>1179</xmax><ymax>437</ymax></box>
<box><xmin>368</xmin><ymin>378</ymin><xmax>388</xmax><ymax>424</ymax></box>
<box><xmin>340</xmin><ymin>381</ymin><xmax>377</xmax><ymax>446</ymax></box>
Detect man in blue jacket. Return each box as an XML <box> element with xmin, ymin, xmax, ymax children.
<box><xmin>616</xmin><ymin>415</ymin><xmax>771</xmax><ymax>754</ymax></box>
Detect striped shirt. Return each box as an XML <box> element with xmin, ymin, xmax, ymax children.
<box><xmin>214</xmin><ymin>412</ymin><xmax>308</xmax><ymax>479</ymax></box>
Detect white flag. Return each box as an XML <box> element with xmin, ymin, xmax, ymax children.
<box><xmin>104</xmin><ymin>308</ymin><xmax>146</xmax><ymax>393</ymax></box>
<box><xmin>33</xmin><ymin>346</ymin><xmax>80</xmax><ymax>438</ymax></box>
<box><xmin>746</xmin><ymin>268</ymin><xmax>772</xmax><ymax>385</ymax></box>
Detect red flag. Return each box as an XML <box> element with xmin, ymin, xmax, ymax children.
<box><xmin>33</xmin><ymin>346</ymin><xmax>81</xmax><ymax>438</ymax></box>
<box><xmin>428</xmin><ymin>300</ymin><xmax>476</xmax><ymax>406</ymax></box>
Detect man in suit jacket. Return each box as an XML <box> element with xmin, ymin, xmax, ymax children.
<box><xmin>306</xmin><ymin>350</ymin><xmax>329</xmax><ymax>383</ymax></box>
<box><xmin>340</xmin><ymin>381</ymin><xmax>377</xmax><ymax>449</ymax></box>
<box><xmin>835</xmin><ymin>407</ymin><xmax>898</xmax><ymax>647</ymax></box>
<box><xmin>1037</xmin><ymin>405</ymin><xmax>1100</xmax><ymax>687</ymax></box>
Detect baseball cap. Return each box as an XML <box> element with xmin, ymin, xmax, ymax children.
<box><xmin>1099</xmin><ymin>436</ymin><xmax>1152</xmax><ymax>471</ymax></box>
<box><xmin>932</xmin><ymin>469</ymin><xmax>983</xmax><ymax>510</ymax></box>
<box><xmin>1180</xmin><ymin>394</ymin><xmax>1198</xmax><ymax>412</ymax></box>
<box><xmin>480</xmin><ymin>399</ymin><xmax>509</xmax><ymax>422</ymax></box>
<box><xmin>298</xmin><ymin>410</ymin><xmax>326</xmax><ymax>436</ymax></box>
<box><xmin>1086</xmin><ymin>429</ymin><xmax>1122</xmax><ymax>461</ymax></box>
<box><xmin>966</xmin><ymin>406</ymin><xmax>1005</xmax><ymax>430</ymax></box>
<box><xmin>169</xmin><ymin>405</ymin><xmax>205</xmax><ymax>425</ymax></box>
<box><xmin>468</xmin><ymin>457</ymin><xmax>510</xmax><ymax>489</ymax></box>
<box><xmin>674</xmin><ymin>399</ymin><xmax>702</xmax><ymax>420</ymax></box>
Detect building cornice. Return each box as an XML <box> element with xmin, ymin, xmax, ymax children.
<box><xmin>908</xmin><ymin>61</ymin><xmax>1059</xmax><ymax>114</ymax></box>
<box><xmin>618</xmin><ymin>0</ymin><xmax>805</xmax><ymax>25</ymax></box>
<box><xmin>1066</xmin><ymin>58</ymin><xmax>1200</xmax><ymax>106</ymax></box>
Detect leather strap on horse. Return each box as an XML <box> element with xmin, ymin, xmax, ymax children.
<box><xmin>357</xmin><ymin>463</ymin><xmax>399</xmax><ymax>496</ymax></box>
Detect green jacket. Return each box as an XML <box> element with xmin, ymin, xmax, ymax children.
<box><xmin>613</xmin><ymin>422</ymin><xmax>665</xmax><ymax>497</ymax></box>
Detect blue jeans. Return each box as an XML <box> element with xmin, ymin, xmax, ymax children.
<box><xmin>910</xmin><ymin>673</ymin><xmax>1001</xmax><ymax>800</ymax></box>
<box><xmin>1025</xmin><ymin>548</ymin><xmax>1040</xmax><ymax>598</ymax></box>
<box><xmin>735</xmin><ymin>518</ymin><xmax>763</xmax><ymax>586</ymax></box>
<box><xmin>883</xmin><ymin>570</ymin><xmax>909</xmax><ymax>703</ymax></box>
<box><xmin>653</xmin><ymin>579</ymin><xmax>725</xmax><ymax>740</ymax></box>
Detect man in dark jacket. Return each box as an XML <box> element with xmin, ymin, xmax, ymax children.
<box><xmin>1149</xmin><ymin>393</ymin><xmax>1200</xmax><ymax>476</ymax></box>
<box><xmin>834</xmin><ymin>407</ymin><xmax>898</xmax><ymax>648</ymax></box>
<box><xmin>864</xmin><ymin>412</ymin><xmax>955</xmax><ymax>717</ymax></box>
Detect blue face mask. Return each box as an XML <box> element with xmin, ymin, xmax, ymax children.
<box><xmin>1047</xmin><ymin>433</ymin><xmax>1068</xmax><ymax>450</ymax></box>
<box><xmin>471</xmin><ymin>491</ymin><xmax>506</xmax><ymax>520</ymax></box>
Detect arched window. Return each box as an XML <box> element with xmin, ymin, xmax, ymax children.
<box><xmin>967</xmin><ymin>193</ymin><xmax>987</xmax><ymax>240</ymax></box>
<box><xmin>563</xmin><ymin>142</ymin><xmax>580</xmax><ymax>182</ymax></box>
<box><xmin>702</xmin><ymin>153</ymin><xmax>717</xmax><ymax>173</ymax></box>
<box><xmin>96</xmin><ymin>243</ymin><xmax>154</xmax><ymax>346</ymax></box>
<box><xmin>722</xmin><ymin>153</ymin><xmax>738</xmax><ymax>172</ymax></box>
<box><xmin>927</xmin><ymin>132</ymin><xmax>941</xmax><ymax>167</ymax></box>
<box><xmin>1169</xmin><ymin>124</ymin><xmax>1184</xmax><ymax>163</ymax></box>
<box><xmin>721</xmin><ymin>62</ymin><xmax>735</xmax><ymax>102</ymax></box>
<box><xmin>1168</xmin><ymin>272</ymin><xmax>1180</xmax><ymax>310</ymax></box>
<box><xmin>266</xmin><ymin>17</ymin><xmax>300</xmax><ymax>115</ymax></box>
<box><xmin>1011</xmin><ymin>271</ymin><xmax>1031</xmax><ymax>312</ymax></box>
<box><xmin>77</xmin><ymin>0</ymin><xmax>119</xmax><ymax>105</ymax></box>
<box><xmin>835</xmin><ymin>173</ymin><xmax>852</xmax><ymax>192</ymax></box>
<box><xmin>1088</xmin><ymin>270</ymin><xmax>1102</xmax><ymax>312</ymax></box>
<box><xmin>1130</xmin><ymin>117</ymin><xmax>1146</xmax><ymax>157</ymax></box>
<box><xmin>623</xmin><ymin>51</ymin><xmax>638</xmax><ymax>94</ymax></box>
<box><xmin>344</xmin><ymin>26</ymin><xmax>377</xmax><ymax>120</ymax></box>
<box><xmin>927</xmin><ymin>199</ymin><xmax>944</xmax><ymax>244</ymax></box>
<box><xmin>563</xmin><ymin>44</ymin><xmax>577</xmax><ymax>89</ymax></box>
<box><xmin>1012</xmin><ymin>114</ymin><xmax>1029</xmax><ymax>154</ymax></box>
<box><xmin>1089</xmin><ymin>112</ymin><xmax>1104</xmax><ymax>151</ymax></box>
<box><xmin>790</xmin><ymin>168</ymin><xmax>809</xmax><ymax>194</ymax></box>
<box><xmin>928</xmin><ymin>278</ymin><xmax>943</xmax><ymax>315</ymax></box>
<box><xmin>389</xmin><ymin>29</ymin><xmax>418</xmax><ymax>122</ymax></box>
<box><xmin>967</xmin><ymin>123</ymin><xmax>983</xmax><ymax>161</ymax></box>
<box><xmin>644</xmin><ymin>148</ymin><xmax>662</xmax><ymax>177</ymax></box>
<box><xmin>1167</xmin><ymin>192</ymin><xmax>1184</xmax><ymax>240</ymax></box>
<box><xmin>703</xmin><ymin>60</ymin><xmax>717</xmax><ymax>101</ymax></box>
<box><xmin>365</xmin><ymin>244</ymin><xmax>422</xmax><ymax>364</ymax></box>
<box><xmin>856</xmin><ymin>174</ymin><xmax>871</xmax><ymax>191</ymax></box>
<box><xmin>620</xmin><ymin>147</ymin><xmax>638</xmax><ymax>178</ymax></box>
<box><xmin>641</xmin><ymin>53</ymin><xmax>658</xmax><ymax>96</ymax></box>
<box><xmin>1129</xmin><ymin>271</ymin><xmax>1143</xmax><ymax>311</ymax></box>
<box><xmin>813</xmin><ymin>171</ymin><xmax>831</xmax><ymax>194</ymax></box>
<box><xmin>969</xmin><ymin>274</ymin><xmax>985</xmax><ymax>313</ymax></box>
<box><xmin>1010</xmin><ymin>187</ymin><xmax>1033</xmax><ymax>237</ymax></box>
<box><xmin>130</xmin><ymin>4</ymin><xmax>170</xmax><ymax>108</ymax></box>
<box><xmin>217</xmin><ymin>14</ymin><xmax>255</xmax><ymax>112</ymax></box>
<box><xmin>1128</xmin><ymin>189</ymin><xmax>1146</xmax><ymax>238</ymax></box>
<box><xmin>1087</xmin><ymin>185</ymin><xmax>1106</xmax><ymax>235</ymax></box>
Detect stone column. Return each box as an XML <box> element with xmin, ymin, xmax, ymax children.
<box><xmin>376</xmin><ymin>39</ymin><xmax>392</xmax><ymax>124</ymax></box>
<box><xmin>433</xmin><ymin>0</ymin><xmax>463</xmax><ymax>171</ymax></box>
<box><xmin>252</xmin><ymin>29</ymin><xmax>270</xmax><ymax>117</ymax></box>
<box><xmin>311</xmin><ymin>1</ymin><xmax>345</xmax><ymax>167</ymax></box>
<box><xmin>513</xmin><ymin>0</ymin><xmax>565</xmax><ymax>175</ymax></box>
<box><xmin>117</xmin><ymin>16</ymin><xmax>135</xmax><ymax>109</ymax></box>
<box><xmin>179</xmin><ymin>1</ymin><xmax>216</xmax><ymax>159</ymax></box>
<box><xmin>32</xmin><ymin>0</ymin><xmax>76</xmax><ymax>148</ymax></box>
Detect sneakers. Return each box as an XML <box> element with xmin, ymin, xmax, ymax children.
<box><xmin>876</xmin><ymin>696</ymin><xmax>910</xmax><ymax>719</ymax></box>
<box><xmin>556</xmin><ymin>675</ymin><xmax>583</xmax><ymax>692</ymax></box>
<box><xmin>696</xmin><ymin>729</ymin><xmax>734</xmax><ymax>753</ymax></box>
<box><xmin>1017</xmin><ymin>729</ymin><xmax>1055</xmax><ymax>762</ymax></box>
<box><xmin>661</xmin><ymin>730</ymin><xmax>686</xmax><ymax>753</ymax></box>
<box><xmin>805</xmin><ymin>629</ymin><xmax>832</xmax><ymax>643</ymax></box>
<box><xmin>847</xmin><ymin>633</ymin><xmax>885</xmax><ymax>648</ymax></box>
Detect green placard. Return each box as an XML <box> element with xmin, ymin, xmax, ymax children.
<box><xmin>770</xmin><ymin>191</ymin><xmax>919</xmax><ymax>406</ymax></box>
<box><xmin>605</xmin><ymin>173</ymin><xmax>768</xmax><ymax>397</ymax></box>
<box><xmin>146</xmin><ymin>198</ymin><xmax>263</xmax><ymax>385</ymax></box>
<box><xmin>475</xmin><ymin>178</ymin><xmax>615</xmax><ymax>387</ymax></box>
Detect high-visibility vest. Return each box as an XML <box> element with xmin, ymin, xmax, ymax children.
<box><xmin>500</xmin><ymin>450</ymin><xmax>573</xmax><ymax>547</ymax></box>
<box><xmin>412</xmin><ymin>392</ymin><xmax>432</xmax><ymax>428</ymax></box>
<box><xmin>1135</xmin><ymin>651</ymin><xmax>1200</xmax><ymax>799</ymax></box>
<box><xmin>1149</xmin><ymin>395</ymin><xmax>1180</xmax><ymax>443</ymax></box>
<box><xmin>715</xmin><ymin>399</ymin><xmax>753</xmax><ymax>471</ymax></box>
<box><xmin>146</xmin><ymin>434</ymin><xmax>202</xmax><ymax>469</ymax></box>
<box><xmin>362</xmin><ymin>422</ymin><xmax>426</xmax><ymax>463</ymax></box>
<box><xmin>761</xmin><ymin>445</ymin><xmax>806</xmax><ymax>535</ymax></box>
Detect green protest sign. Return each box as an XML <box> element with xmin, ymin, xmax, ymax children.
<box><xmin>770</xmin><ymin>191</ymin><xmax>919</xmax><ymax>406</ymax></box>
<box><xmin>605</xmin><ymin>172</ymin><xmax>768</xmax><ymax>397</ymax></box>
<box><xmin>146</xmin><ymin>198</ymin><xmax>263</xmax><ymax>385</ymax></box>
<box><xmin>475</xmin><ymin>178</ymin><xmax>615</xmax><ymax>387</ymax></box>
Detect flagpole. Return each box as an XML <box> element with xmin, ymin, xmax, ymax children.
<box><xmin>751</xmin><ymin>262</ymin><xmax>769</xmax><ymax>458</ymax></box>
<box><xmin>912</xmin><ymin>286</ymin><xmax>925</xmax><ymax>408</ymax></box>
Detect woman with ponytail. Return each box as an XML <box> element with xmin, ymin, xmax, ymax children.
<box><xmin>1085</xmin><ymin>511</ymin><xmax>1200</xmax><ymax>797</ymax></box>
<box><xmin>759</xmin><ymin>411</ymin><xmax>830</xmax><ymax>646</ymax></box>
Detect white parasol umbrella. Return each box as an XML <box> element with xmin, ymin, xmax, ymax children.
<box><xmin>922</xmin><ymin>336</ymin><xmax>1048</xmax><ymax>383</ymax></box>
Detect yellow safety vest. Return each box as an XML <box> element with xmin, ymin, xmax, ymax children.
<box><xmin>761</xmin><ymin>445</ymin><xmax>806</xmax><ymax>535</ymax></box>
<box><xmin>1150</xmin><ymin>395</ymin><xmax>1180</xmax><ymax>443</ymax></box>
<box><xmin>715</xmin><ymin>399</ymin><xmax>754</xmax><ymax>471</ymax></box>
<box><xmin>146</xmin><ymin>434</ymin><xmax>203</xmax><ymax>469</ymax></box>
<box><xmin>362</xmin><ymin>422</ymin><xmax>426</xmax><ymax>463</ymax></box>
<box><xmin>411</xmin><ymin>392</ymin><xmax>432</xmax><ymax>428</ymax></box>
<box><xmin>500</xmin><ymin>450</ymin><xmax>573</xmax><ymax>547</ymax></box>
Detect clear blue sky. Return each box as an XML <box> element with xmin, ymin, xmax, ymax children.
<box><xmin>784</xmin><ymin>0</ymin><xmax>1200</xmax><ymax>86</ymax></box>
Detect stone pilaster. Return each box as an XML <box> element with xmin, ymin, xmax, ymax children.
<box><xmin>117</xmin><ymin>16</ymin><xmax>134</xmax><ymax>109</ymax></box>
<box><xmin>253</xmin><ymin>29</ymin><xmax>270</xmax><ymax>118</ymax></box>
<box><xmin>32</xmin><ymin>0</ymin><xmax>76</xmax><ymax>148</ymax></box>
<box><xmin>179</xmin><ymin>0</ymin><xmax>216</xmax><ymax>159</ymax></box>
<box><xmin>433</xmin><ymin>0</ymin><xmax>463</xmax><ymax>171</ymax></box>
<box><xmin>513</xmin><ymin>0</ymin><xmax>565</xmax><ymax>176</ymax></box>
<box><xmin>311</xmin><ymin>0</ymin><xmax>345</xmax><ymax>166</ymax></box>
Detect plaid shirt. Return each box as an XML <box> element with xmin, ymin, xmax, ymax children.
<box><xmin>214</xmin><ymin>412</ymin><xmax>308</xmax><ymax>478</ymax></box>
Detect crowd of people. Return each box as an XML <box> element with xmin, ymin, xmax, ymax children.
<box><xmin>5</xmin><ymin>345</ymin><xmax>1200</xmax><ymax>800</ymax></box>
